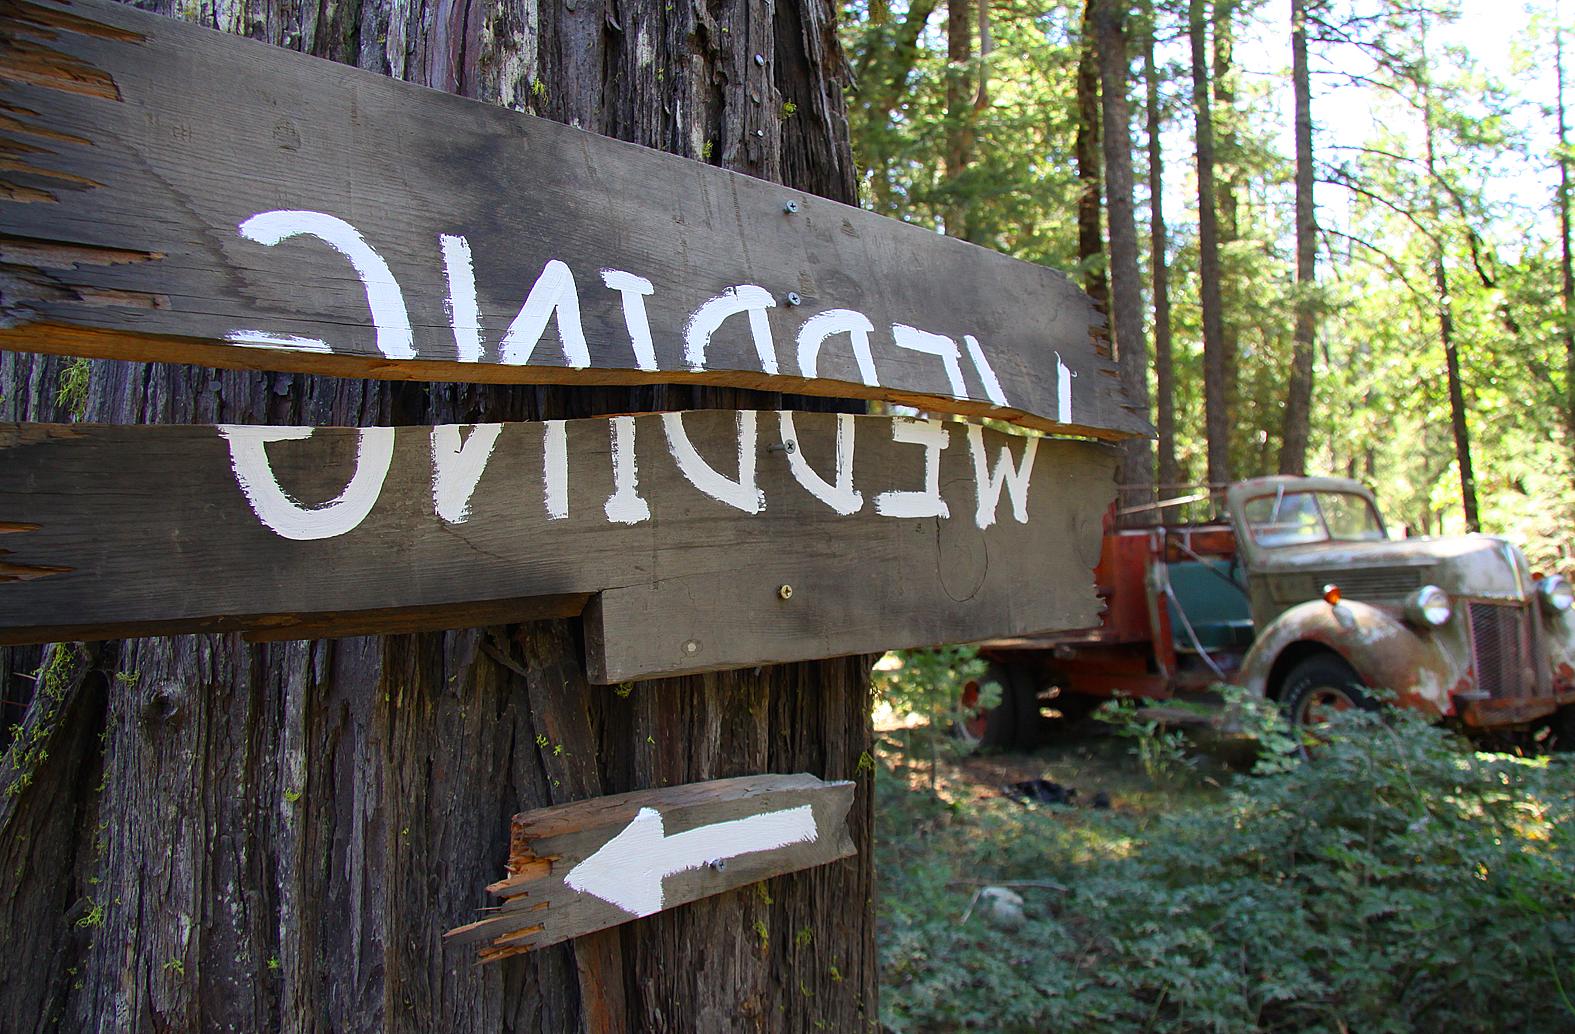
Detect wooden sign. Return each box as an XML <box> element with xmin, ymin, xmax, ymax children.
<box><xmin>446</xmin><ymin>774</ymin><xmax>855</xmax><ymax>961</ymax></box>
<box><xmin>0</xmin><ymin>0</ymin><xmax>1147</xmax><ymax>441</ymax></box>
<box><xmin>0</xmin><ymin>413</ymin><xmax>1115</xmax><ymax>680</ymax></box>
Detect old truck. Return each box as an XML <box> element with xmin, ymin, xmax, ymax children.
<box><xmin>968</xmin><ymin>475</ymin><xmax>1575</xmax><ymax>748</ymax></box>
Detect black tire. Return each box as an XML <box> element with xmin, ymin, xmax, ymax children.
<box><xmin>1278</xmin><ymin>654</ymin><xmax>1375</xmax><ymax>746</ymax></box>
<box><xmin>979</xmin><ymin>662</ymin><xmax>1041</xmax><ymax>751</ymax></box>
<box><xmin>1549</xmin><ymin>705</ymin><xmax>1575</xmax><ymax>753</ymax></box>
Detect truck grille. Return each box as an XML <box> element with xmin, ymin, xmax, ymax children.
<box><xmin>1318</xmin><ymin>568</ymin><xmax>1423</xmax><ymax>599</ymax></box>
<box><xmin>1468</xmin><ymin>602</ymin><xmax>1533</xmax><ymax>699</ymax></box>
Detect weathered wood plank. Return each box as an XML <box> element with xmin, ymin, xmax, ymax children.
<box><xmin>0</xmin><ymin>412</ymin><xmax>1115</xmax><ymax>680</ymax></box>
<box><xmin>0</xmin><ymin>0</ymin><xmax>1147</xmax><ymax>440</ymax></box>
<box><xmin>446</xmin><ymin>774</ymin><xmax>856</xmax><ymax>960</ymax></box>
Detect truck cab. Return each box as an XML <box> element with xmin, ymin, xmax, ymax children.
<box><xmin>973</xmin><ymin>476</ymin><xmax>1575</xmax><ymax>747</ymax></box>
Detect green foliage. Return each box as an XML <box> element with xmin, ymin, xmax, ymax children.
<box><xmin>873</xmin><ymin>646</ymin><xmax>990</xmax><ymax>723</ymax></box>
<box><xmin>55</xmin><ymin>357</ymin><xmax>91</xmax><ymax>421</ymax></box>
<box><xmin>878</xmin><ymin>711</ymin><xmax>1575</xmax><ymax>1033</ymax></box>
<box><xmin>1094</xmin><ymin>696</ymin><xmax>1195</xmax><ymax>782</ymax></box>
<box><xmin>874</xmin><ymin>646</ymin><xmax>994</xmax><ymax>790</ymax></box>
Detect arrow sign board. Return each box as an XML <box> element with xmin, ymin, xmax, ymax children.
<box><xmin>565</xmin><ymin>804</ymin><xmax>820</xmax><ymax>918</ymax></box>
<box><xmin>446</xmin><ymin>774</ymin><xmax>856</xmax><ymax>961</ymax></box>
<box><xmin>0</xmin><ymin>0</ymin><xmax>1147</xmax><ymax>441</ymax></box>
<box><xmin>0</xmin><ymin>413</ymin><xmax>1115</xmax><ymax>681</ymax></box>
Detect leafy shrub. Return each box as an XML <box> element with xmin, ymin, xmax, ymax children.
<box><xmin>873</xmin><ymin>646</ymin><xmax>991</xmax><ymax>726</ymax></box>
<box><xmin>873</xmin><ymin>647</ymin><xmax>994</xmax><ymax>789</ymax></box>
<box><xmin>878</xmin><ymin>708</ymin><xmax>1575</xmax><ymax>1033</ymax></box>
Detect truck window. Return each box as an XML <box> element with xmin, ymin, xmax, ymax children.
<box><xmin>1320</xmin><ymin>493</ymin><xmax>1386</xmax><ymax>541</ymax></box>
<box><xmin>1243</xmin><ymin>491</ymin><xmax>1384</xmax><ymax>547</ymax></box>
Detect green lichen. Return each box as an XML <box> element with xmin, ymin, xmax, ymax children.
<box><xmin>75</xmin><ymin>900</ymin><xmax>105</xmax><ymax>928</ymax></box>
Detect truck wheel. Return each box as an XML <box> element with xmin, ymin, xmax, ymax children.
<box><xmin>978</xmin><ymin>662</ymin><xmax>1040</xmax><ymax>752</ymax></box>
<box><xmin>1278</xmin><ymin>654</ymin><xmax>1375</xmax><ymax>740</ymax></box>
<box><xmin>1549</xmin><ymin>705</ymin><xmax>1575</xmax><ymax>753</ymax></box>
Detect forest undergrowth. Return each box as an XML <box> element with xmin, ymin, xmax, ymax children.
<box><xmin>876</xmin><ymin>706</ymin><xmax>1575</xmax><ymax>1033</ymax></box>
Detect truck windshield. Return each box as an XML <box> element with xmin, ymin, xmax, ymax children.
<box><xmin>1242</xmin><ymin>490</ymin><xmax>1385</xmax><ymax>547</ymax></box>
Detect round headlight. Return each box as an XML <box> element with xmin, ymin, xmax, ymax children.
<box><xmin>1539</xmin><ymin>575</ymin><xmax>1574</xmax><ymax>614</ymax></box>
<box><xmin>1405</xmin><ymin>585</ymin><xmax>1452</xmax><ymax>628</ymax></box>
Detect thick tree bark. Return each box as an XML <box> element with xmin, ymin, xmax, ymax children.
<box><xmin>1145</xmin><ymin>7</ymin><xmax>1179</xmax><ymax>498</ymax></box>
<box><xmin>1076</xmin><ymin>0</ymin><xmax>1109</xmax><ymax>313</ymax></box>
<box><xmin>0</xmin><ymin>1</ymin><xmax>877</xmax><ymax>1033</ymax></box>
<box><xmin>1280</xmin><ymin>0</ymin><xmax>1317</xmax><ymax>475</ymax></box>
<box><xmin>1094</xmin><ymin>0</ymin><xmax>1151</xmax><ymax>511</ymax></box>
<box><xmin>1188</xmin><ymin>0</ymin><xmax>1229</xmax><ymax>489</ymax></box>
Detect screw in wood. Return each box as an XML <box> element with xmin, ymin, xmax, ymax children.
<box><xmin>778</xmin><ymin>584</ymin><xmax>794</xmax><ymax>601</ymax></box>
<box><xmin>753</xmin><ymin>53</ymin><xmax>765</xmax><ymax>66</ymax></box>
<box><xmin>785</xmin><ymin>291</ymin><xmax>801</xmax><ymax>306</ymax></box>
<box><xmin>683</xmin><ymin>639</ymin><xmax>701</xmax><ymax>655</ymax></box>
<box><xmin>783</xmin><ymin>199</ymin><xmax>800</xmax><ymax>213</ymax></box>
<box><xmin>709</xmin><ymin>859</ymin><xmax>727</xmax><ymax>871</ymax></box>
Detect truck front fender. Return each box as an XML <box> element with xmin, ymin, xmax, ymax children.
<box><xmin>1238</xmin><ymin>599</ymin><xmax>1458</xmax><ymax>716</ymax></box>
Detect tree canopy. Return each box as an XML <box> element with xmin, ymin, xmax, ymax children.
<box><xmin>843</xmin><ymin>0</ymin><xmax>1575</xmax><ymax>566</ymax></box>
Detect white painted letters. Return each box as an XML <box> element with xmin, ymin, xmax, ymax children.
<box><xmin>891</xmin><ymin>325</ymin><xmax>967</xmax><ymax>400</ymax></box>
<box><xmin>963</xmin><ymin>335</ymin><xmax>1009</xmax><ymax>408</ymax></box>
<box><xmin>601</xmin><ymin>269</ymin><xmax>660</xmax><ymax>372</ymax></box>
<box><xmin>874</xmin><ymin>418</ymin><xmax>951</xmax><ymax>519</ymax></box>
<box><xmin>544</xmin><ymin>420</ymin><xmax>569</xmax><ymax>520</ymax></box>
<box><xmin>779</xmin><ymin>412</ymin><xmax>862</xmax><ymax>515</ymax></box>
<box><xmin>441</xmin><ymin>234</ymin><xmax>484</xmax><ymax>363</ymax></box>
<box><xmin>605</xmin><ymin>416</ymin><xmax>652</xmax><ymax>525</ymax></box>
<box><xmin>500</xmin><ymin>259</ymin><xmax>591</xmax><ymax>369</ymax></box>
<box><xmin>219</xmin><ymin>425</ymin><xmax>394</xmax><ymax>540</ymax></box>
<box><xmin>966</xmin><ymin>424</ymin><xmax>1037</xmax><ymax>529</ymax></box>
<box><xmin>796</xmin><ymin>309</ymin><xmax>879</xmax><ymax>386</ymax></box>
<box><xmin>662</xmin><ymin>411</ymin><xmax>765</xmax><ymax>513</ymax></box>
<box><xmin>683</xmin><ymin>286</ymin><xmax>779</xmax><ymax>375</ymax></box>
<box><xmin>231</xmin><ymin>210</ymin><xmax>415</xmax><ymax>360</ymax></box>
<box><xmin>431</xmin><ymin>423</ymin><xmax>503</xmax><ymax>524</ymax></box>
<box><xmin>1056</xmin><ymin>351</ymin><xmax>1075</xmax><ymax>424</ymax></box>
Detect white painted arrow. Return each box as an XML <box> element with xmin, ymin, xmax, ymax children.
<box><xmin>564</xmin><ymin>804</ymin><xmax>820</xmax><ymax>917</ymax></box>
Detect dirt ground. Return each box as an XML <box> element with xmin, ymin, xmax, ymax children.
<box><xmin>875</xmin><ymin>722</ymin><xmax>1243</xmax><ymax>817</ymax></box>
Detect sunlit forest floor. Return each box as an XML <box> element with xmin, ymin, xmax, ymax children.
<box><xmin>874</xmin><ymin>714</ymin><xmax>1575</xmax><ymax>1033</ymax></box>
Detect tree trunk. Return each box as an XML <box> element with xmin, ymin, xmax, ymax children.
<box><xmin>1189</xmin><ymin>0</ymin><xmax>1230</xmax><ymax>489</ymax></box>
<box><xmin>1145</xmin><ymin>5</ymin><xmax>1179</xmax><ymax>500</ymax></box>
<box><xmin>1280</xmin><ymin>0</ymin><xmax>1317</xmax><ymax>475</ymax></box>
<box><xmin>1212</xmin><ymin>0</ymin><xmax>1239</xmax><ymax>448</ymax></box>
<box><xmin>0</xmin><ymin>1</ymin><xmax>877</xmax><ymax>1032</ymax></box>
<box><xmin>1420</xmin><ymin>18</ymin><xmax>1479</xmax><ymax>532</ymax></box>
<box><xmin>1558</xmin><ymin>27</ymin><xmax>1575</xmax><ymax>488</ymax></box>
<box><xmin>945</xmin><ymin>0</ymin><xmax>976</xmax><ymax>239</ymax></box>
<box><xmin>1076</xmin><ymin>0</ymin><xmax>1109</xmax><ymax>313</ymax></box>
<box><xmin>1094</xmin><ymin>0</ymin><xmax>1152</xmax><ymax>511</ymax></box>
